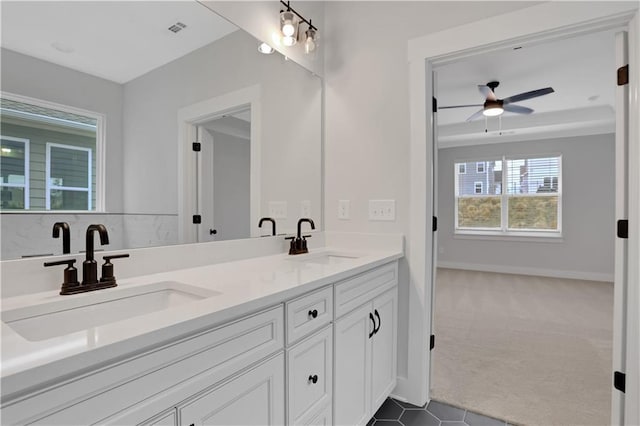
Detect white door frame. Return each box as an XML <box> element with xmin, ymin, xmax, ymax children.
<box><xmin>406</xmin><ymin>3</ymin><xmax>639</xmax><ymax>425</ymax></box>
<box><xmin>177</xmin><ymin>85</ymin><xmax>262</xmax><ymax>244</ymax></box>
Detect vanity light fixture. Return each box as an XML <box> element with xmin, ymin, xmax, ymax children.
<box><xmin>258</xmin><ymin>42</ymin><xmax>275</xmax><ymax>54</ymax></box>
<box><xmin>279</xmin><ymin>1</ymin><xmax>318</xmax><ymax>54</ymax></box>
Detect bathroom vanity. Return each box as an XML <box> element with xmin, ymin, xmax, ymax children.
<box><xmin>0</xmin><ymin>233</ymin><xmax>403</xmax><ymax>425</ymax></box>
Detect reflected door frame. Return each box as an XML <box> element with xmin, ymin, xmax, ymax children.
<box><xmin>177</xmin><ymin>85</ymin><xmax>261</xmax><ymax>244</ymax></box>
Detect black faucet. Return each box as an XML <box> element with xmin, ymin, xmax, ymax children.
<box><xmin>287</xmin><ymin>218</ymin><xmax>315</xmax><ymax>255</ymax></box>
<box><xmin>52</xmin><ymin>222</ymin><xmax>71</xmax><ymax>254</ymax></box>
<box><xmin>82</xmin><ymin>224</ymin><xmax>109</xmax><ymax>286</ymax></box>
<box><xmin>259</xmin><ymin>217</ymin><xmax>276</xmax><ymax>236</ymax></box>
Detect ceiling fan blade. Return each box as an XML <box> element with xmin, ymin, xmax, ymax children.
<box><xmin>478</xmin><ymin>85</ymin><xmax>497</xmax><ymax>101</ymax></box>
<box><xmin>503</xmin><ymin>104</ymin><xmax>534</xmax><ymax>114</ymax></box>
<box><xmin>502</xmin><ymin>87</ymin><xmax>554</xmax><ymax>104</ymax></box>
<box><xmin>439</xmin><ymin>104</ymin><xmax>483</xmax><ymax>109</ymax></box>
<box><xmin>465</xmin><ymin>109</ymin><xmax>486</xmax><ymax>122</ymax></box>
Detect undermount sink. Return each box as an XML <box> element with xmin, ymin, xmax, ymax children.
<box><xmin>289</xmin><ymin>252</ymin><xmax>361</xmax><ymax>266</ymax></box>
<box><xmin>2</xmin><ymin>281</ymin><xmax>220</xmax><ymax>341</ymax></box>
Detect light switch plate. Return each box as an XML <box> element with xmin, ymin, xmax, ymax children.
<box><xmin>368</xmin><ymin>199</ymin><xmax>395</xmax><ymax>221</ymax></box>
<box><xmin>301</xmin><ymin>200</ymin><xmax>311</xmax><ymax>217</ymax></box>
<box><xmin>268</xmin><ymin>201</ymin><xmax>287</xmax><ymax>219</ymax></box>
<box><xmin>338</xmin><ymin>200</ymin><xmax>350</xmax><ymax>220</ymax></box>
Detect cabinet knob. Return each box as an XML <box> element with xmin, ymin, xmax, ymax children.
<box><xmin>308</xmin><ymin>309</ymin><xmax>318</xmax><ymax>319</ymax></box>
<box><xmin>308</xmin><ymin>374</ymin><xmax>318</xmax><ymax>384</ymax></box>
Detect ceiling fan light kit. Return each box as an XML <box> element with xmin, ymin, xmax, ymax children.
<box><xmin>440</xmin><ymin>80</ymin><xmax>555</xmax><ymax>122</ymax></box>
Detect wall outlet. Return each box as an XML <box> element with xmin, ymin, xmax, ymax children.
<box><xmin>338</xmin><ymin>200</ymin><xmax>350</xmax><ymax>220</ymax></box>
<box><xmin>301</xmin><ymin>200</ymin><xmax>311</xmax><ymax>217</ymax></box>
<box><xmin>268</xmin><ymin>201</ymin><xmax>287</xmax><ymax>219</ymax></box>
<box><xmin>368</xmin><ymin>199</ymin><xmax>395</xmax><ymax>221</ymax></box>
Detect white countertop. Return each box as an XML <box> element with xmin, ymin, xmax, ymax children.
<box><xmin>1</xmin><ymin>245</ymin><xmax>402</xmax><ymax>401</ymax></box>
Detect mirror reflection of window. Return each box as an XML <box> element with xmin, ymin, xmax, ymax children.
<box><xmin>0</xmin><ymin>96</ymin><xmax>102</xmax><ymax>211</ymax></box>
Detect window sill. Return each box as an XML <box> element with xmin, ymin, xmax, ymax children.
<box><xmin>453</xmin><ymin>230</ymin><xmax>563</xmax><ymax>243</ymax></box>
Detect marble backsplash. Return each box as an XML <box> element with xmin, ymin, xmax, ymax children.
<box><xmin>0</xmin><ymin>213</ymin><xmax>178</xmax><ymax>260</ymax></box>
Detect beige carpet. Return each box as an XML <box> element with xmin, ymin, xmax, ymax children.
<box><xmin>431</xmin><ymin>268</ymin><xmax>614</xmax><ymax>426</ymax></box>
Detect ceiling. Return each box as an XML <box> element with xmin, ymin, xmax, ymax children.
<box><xmin>436</xmin><ymin>28</ymin><xmax>618</xmax><ymax>146</ymax></box>
<box><xmin>0</xmin><ymin>1</ymin><xmax>238</xmax><ymax>84</ymax></box>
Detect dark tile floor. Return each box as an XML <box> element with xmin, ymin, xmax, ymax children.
<box><xmin>368</xmin><ymin>398</ymin><xmax>509</xmax><ymax>426</ymax></box>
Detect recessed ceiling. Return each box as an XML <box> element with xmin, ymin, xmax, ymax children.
<box><xmin>0</xmin><ymin>1</ymin><xmax>238</xmax><ymax>84</ymax></box>
<box><xmin>436</xmin><ymin>28</ymin><xmax>618</xmax><ymax>134</ymax></box>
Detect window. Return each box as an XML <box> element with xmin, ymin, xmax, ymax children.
<box><xmin>1</xmin><ymin>136</ymin><xmax>30</xmax><ymax>209</ymax></box>
<box><xmin>0</xmin><ymin>94</ymin><xmax>103</xmax><ymax>211</ymax></box>
<box><xmin>46</xmin><ymin>143</ymin><xmax>92</xmax><ymax>210</ymax></box>
<box><xmin>455</xmin><ymin>155</ymin><xmax>561</xmax><ymax>236</ymax></box>
<box><xmin>476</xmin><ymin>162</ymin><xmax>485</xmax><ymax>173</ymax></box>
<box><xmin>458</xmin><ymin>163</ymin><xmax>466</xmax><ymax>174</ymax></box>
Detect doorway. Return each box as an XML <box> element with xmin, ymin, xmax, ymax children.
<box><xmin>405</xmin><ymin>4</ymin><xmax>639</xmax><ymax>426</ymax></box>
<box><xmin>197</xmin><ymin>107</ymin><xmax>251</xmax><ymax>242</ymax></box>
<box><xmin>430</xmin><ymin>28</ymin><xmax>618</xmax><ymax>425</ymax></box>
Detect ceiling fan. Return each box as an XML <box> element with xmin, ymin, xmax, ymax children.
<box><xmin>439</xmin><ymin>81</ymin><xmax>554</xmax><ymax>122</ymax></box>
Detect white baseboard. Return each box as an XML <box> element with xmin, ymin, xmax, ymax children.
<box><xmin>436</xmin><ymin>261</ymin><xmax>614</xmax><ymax>282</ymax></box>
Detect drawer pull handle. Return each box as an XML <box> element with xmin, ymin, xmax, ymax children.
<box><xmin>374</xmin><ymin>309</ymin><xmax>381</xmax><ymax>334</ymax></box>
<box><xmin>308</xmin><ymin>374</ymin><xmax>318</xmax><ymax>384</ymax></box>
<box><xmin>308</xmin><ymin>309</ymin><xmax>318</xmax><ymax>319</ymax></box>
<box><xmin>369</xmin><ymin>312</ymin><xmax>375</xmax><ymax>338</ymax></box>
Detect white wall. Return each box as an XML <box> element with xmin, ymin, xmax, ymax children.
<box><xmin>122</xmin><ymin>29</ymin><xmax>322</xmax><ymax>235</ymax></box>
<box><xmin>322</xmin><ymin>0</ymin><xmax>538</xmax><ymax>385</ymax></box>
<box><xmin>437</xmin><ymin>134</ymin><xmax>615</xmax><ymax>281</ymax></box>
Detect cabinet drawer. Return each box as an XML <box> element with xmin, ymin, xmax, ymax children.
<box><xmin>287</xmin><ymin>326</ymin><xmax>333</xmax><ymax>425</ymax></box>
<box><xmin>20</xmin><ymin>306</ymin><xmax>284</xmax><ymax>426</ymax></box>
<box><xmin>335</xmin><ymin>262</ymin><xmax>398</xmax><ymax>318</ymax></box>
<box><xmin>286</xmin><ymin>285</ymin><xmax>333</xmax><ymax>345</ymax></box>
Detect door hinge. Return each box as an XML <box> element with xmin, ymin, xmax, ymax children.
<box><xmin>432</xmin><ymin>97</ymin><xmax>438</xmax><ymax>113</ymax></box>
<box><xmin>614</xmin><ymin>371</ymin><xmax>626</xmax><ymax>393</ymax></box>
<box><xmin>432</xmin><ymin>216</ymin><xmax>438</xmax><ymax>232</ymax></box>
<box><xmin>617</xmin><ymin>65</ymin><xmax>629</xmax><ymax>86</ymax></box>
<box><xmin>192</xmin><ymin>142</ymin><xmax>201</xmax><ymax>152</ymax></box>
<box><xmin>192</xmin><ymin>215</ymin><xmax>201</xmax><ymax>224</ymax></box>
<box><xmin>617</xmin><ymin>219</ymin><xmax>628</xmax><ymax>239</ymax></box>
<box><xmin>430</xmin><ymin>334</ymin><xmax>435</xmax><ymax>351</ymax></box>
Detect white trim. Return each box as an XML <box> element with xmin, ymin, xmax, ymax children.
<box><xmin>178</xmin><ymin>85</ymin><xmax>261</xmax><ymax>244</ymax></box>
<box><xmin>407</xmin><ymin>2</ymin><xmax>639</xmax><ymax>415</ymax></box>
<box><xmin>473</xmin><ymin>181</ymin><xmax>483</xmax><ymax>194</ymax></box>
<box><xmin>45</xmin><ymin>143</ymin><xmax>92</xmax><ymax>211</ymax></box>
<box><xmin>1</xmin><ymin>91</ymin><xmax>105</xmax><ymax>212</ymax></box>
<box><xmin>0</xmin><ymin>135</ymin><xmax>30</xmax><ymax>209</ymax></box>
<box><xmin>476</xmin><ymin>162</ymin><xmax>485</xmax><ymax>173</ymax></box>
<box><xmin>457</xmin><ymin>163</ymin><xmax>466</xmax><ymax>174</ymax></box>
<box><xmin>436</xmin><ymin>261</ymin><xmax>614</xmax><ymax>283</ymax></box>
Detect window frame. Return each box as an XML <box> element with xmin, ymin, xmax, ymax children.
<box><xmin>458</xmin><ymin>163</ymin><xmax>466</xmax><ymax>174</ymax></box>
<box><xmin>0</xmin><ymin>135</ymin><xmax>30</xmax><ymax>209</ymax></box>
<box><xmin>0</xmin><ymin>91</ymin><xmax>105</xmax><ymax>212</ymax></box>
<box><xmin>476</xmin><ymin>161</ymin><xmax>485</xmax><ymax>173</ymax></box>
<box><xmin>45</xmin><ymin>142</ymin><xmax>93</xmax><ymax>211</ymax></box>
<box><xmin>454</xmin><ymin>154</ymin><xmax>562</xmax><ymax>238</ymax></box>
<box><xmin>474</xmin><ymin>181</ymin><xmax>483</xmax><ymax>194</ymax></box>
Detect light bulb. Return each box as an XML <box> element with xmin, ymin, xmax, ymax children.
<box><xmin>304</xmin><ymin>28</ymin><xmax>316</xmax><ymax>54</ymax></box>
<box><xmin>280</xmin><ymin>11</ymin><xmax>297</xmax><ymax>37</ymax></box>
<box><xmin>283</xmin><ymin>35</ymin><xmax>296</xmax><ymax>47</ymax></box>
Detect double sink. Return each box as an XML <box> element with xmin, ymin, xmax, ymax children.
<box><xmin>2</xmin><ymin>252</ymin><xmax>361</xmax><ymax>342</ymax></box>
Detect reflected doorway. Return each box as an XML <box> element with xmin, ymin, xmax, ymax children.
<box><xmin>197</xmin><ymin>106</ymin><xmax>251</xmax><ymax>242</ymax></box>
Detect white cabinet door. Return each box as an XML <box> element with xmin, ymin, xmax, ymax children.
<box><xmin>334</xmin><ymin>303</ymin><xmax>373</xmax><ymax>426</ymax></box>
<box><xmin>179</xmin><ymin>354</ymin><xmax>284</xmax><ymax>426</ymax></box>
<box><xmin>288</xmin><ymin>326</ymin><xmax>333</xmax><ymax>424</ymax></box>
<box><xmin>370</xmin><ymin>288</ymin><xmax>398</xmax><ymax>411</ymax></box>
<box><xmin>141</xmin><ymin>409</ymin><xmax>178</xmax><ymax>426</ymax></box>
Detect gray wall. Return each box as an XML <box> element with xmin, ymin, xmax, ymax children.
<box><xmin>437</xmin><ymin>133</ymin><xmax>615</xmax><ymax>281</ymax></box>
<box><xmin>0</xmin><ymin>48</ymin><xmax>124</xmax><ymax>212</ymax></box>
<box><xmin>122</xmin><ymin>29</ymin><xmax>322</xmax><ymax>235</ymax></box>
<box><xmin>211</xmin><ymin>129</ymin><xmax>250</xmax><ymax>241</ymax></box>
